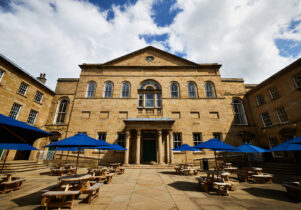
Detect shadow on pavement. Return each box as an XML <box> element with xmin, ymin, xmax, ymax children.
<box><xmin>158</xmin><ymin>171</ymin><xmax>176</xmax><ymax>175</ymax></box>
<box><xmin>12</xmin><ymin>191</ymin><xmax>41</xmax><ymax>207</ymax></box>
<box><xmin>242</xmin><ymin>187</ymin><xmax>297</xmax><ymax>203</ymax></box>
<box><xmin>168</xmin><ymin>181</ymin><xmax>199</xmax><ymax>192</ymax></box>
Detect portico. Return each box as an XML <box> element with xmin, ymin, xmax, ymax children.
<box><xmin>123</xmin><ymin>118</ymin><xmax>175</xmax><ymax>165</ymax></box>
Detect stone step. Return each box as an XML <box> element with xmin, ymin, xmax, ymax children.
<box><xmin>0</xmin><ymin>160</ymin><xmax>48</xmax><ymax>173</ymax></box>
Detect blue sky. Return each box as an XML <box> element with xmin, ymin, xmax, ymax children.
<box><xmin>0</xmin><ymin>0</ymin><xmax>301</xmax><ymax>89</ymax></box>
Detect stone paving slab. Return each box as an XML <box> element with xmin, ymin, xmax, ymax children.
<box><xmin>0</xmin><ymin>168</ymin><xmax>301</xmax><ymax>209</ymax></box>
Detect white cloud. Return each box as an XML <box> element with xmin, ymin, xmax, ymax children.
<box><xmin>169</xmin><ymin>0</ymin><xmax>301</xmax><ymax>83</ymax></box>
<box><xmin>0</xmin><ymin>0</ymin><xmax>167</xmax><ymax>89</ymax></box>
<box><xmin>0</xmin><ymin>0</ymin><xmax>300</xmax><ymax>90</ymax></box>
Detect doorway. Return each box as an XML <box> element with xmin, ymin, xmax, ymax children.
<box><xmin>142</xmin><ymin>132</ymin><xmax>157</xmax><ymax>163</ymax></box>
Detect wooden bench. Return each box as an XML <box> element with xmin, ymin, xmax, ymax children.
<box><xmin>237</xmin><ymin>170</ymin><xmax>249</xmax><ymax>182</ymax></box>
<box><xmin>1</xmin><ymin>178</ymin><xmax>25</xmax><ymax>194</ymax></box>
<box><xmin>41</xmin><ymin>190</ymin><xmax>80</xmax><ymax>209</ymax></box>
<box><xmin>252</xmin><ymin>174</ymin><xmax>273</xmax><ymax>184</ymax></box>
<box><xmin>83</xmin><ymin>183</ymin><xmax>103</xmax><ymax>204</ymax></box>
<box><xmin>106</xmin><ymin>173</ymin><xmax>114</xmax><ymax>183</ymax></box>
<box><xmin>51</xmin><ymin>168</ymin><xmax>66</xmax><ymax>176</ymax></box>
<box><xmin>283</xmin><ymin>183</ymin><xmax>301</xmax><ymax>201</ymax></box>
<box><xmin>195</xmin><ymin>177</ymin><xmax>213</xmax><ymax>192</ymax></box>
<box><xmin>214</xmin><ymin>182</ymin><xmax>232</xmax><ymax>196</ymax></box>
<box><xmin>118</xmin><ymin>167</ymin><xmax>125</xmax><ymax>174</ymax></box>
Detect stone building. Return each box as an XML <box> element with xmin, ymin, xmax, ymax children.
<box><xmin>0</xmin><ymin>54</ymin><xmax>54</xmax><ymax>161</ymax></box>
<box><xmin>44</xmin><ymin>46</ymin><xmax>255</xmax><ymax>165</ymax></box>
<box><xmin>2</xmin><ymin>46</ymin><xmax>300</xmax><ymax>165</ymax></box>
<box><xmin>244</xmin><ymin>58</ymin><xmax>301</xmax><ymax>162</ymax></box>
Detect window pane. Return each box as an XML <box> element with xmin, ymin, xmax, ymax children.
<box><xmin>56</xmin><ymin>100</ymin><xmax>69</xmax><ymax>124</ymax></box>
<box><xmin>27</xmin><ymin>110</ymin><xmax>38</xmax><ymax>124</ymax></box>
<box><xmin>261</xmin><ymin>112</ymin><xmax>272</xmax><ymax>127</ymax></box>
<box><xmin>276</xmin><ymin>107</ymin><xmax>288</xmax><ymax>123</ymax></box>
<box><xmin>18</xmin><ymin>82</ymin><xmax>28</xmax><ymax>96</ymax></box>
<box><xmin>138</xmin><ymin>94</ymin><xmax>143</xmax><ymax>107</ymax></box>
<box><xmin>122</xmin><ymin>82</ymin><xmax>130</xmax><ymax>97</ymax></box>
<box><xmin>87</xmin><ymin>82</ymin><xmax>95</xmax><ymax>98</ymax></box>
<box><xmin>256</xmin><ymin>95</ymin><xmax>265</xmax><ymax>106</ymax></box>
<box><xmin>188</xmin><ymin>83</ymin><xmax>196</xmax><ymax>98</ymax></box>
<box><xmin>0</xmin><ymin>70</ymin><xmax>4</xmax><ymax>82</ymax></box>
<box><xmin>193</xmin><ymin>133</ymin><xmax>202</xmax><ymax>146</ymax></box>
<box><xmin>34</xmin><ymin>91</ymin><xmax>43</xmax><ymax>103</ymax></box>
<box><xmin>156</xmin><ymin>94</ymin><xmax>161</xmax><ymax>108</ymax></box>
<box><xmin>232</xmin><ymin>99</ymin><xmax>247</xmax><ymax>125</ymax></box>
<box><xmin>9</xmin><ymin>103</ymin><xmax>21</xmax><ymax>119</ymax></box>
<box><xmin>205</xmin><ymin>82</ymin><xmax>215</xmax><ymax>98</ymax></box>
<box><xmin>145</xmin><ymin>93</ymin><xmax>154</xmax><ymax>107</ymax></box>
<box><xmin>117</xmin><ymin>133</ymin><xmax>126</xmax><ymax>147</ymax></box>
<box><xmin>173</xmin><ymin>133</ymin><xmax>182</xmax><ymax>148</ymax></box>
<box><xmin>171</xmin><ymin>83</ymin><xmax>179</xmax><ymax>98</ymax></box>
<box><xmin>105</xmin><ymin>83</ymin><xmax>113</xmax><ymax>97</ymax></box>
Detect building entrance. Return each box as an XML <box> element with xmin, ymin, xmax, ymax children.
<box><xmin>142</xmin><ymin>132</ymin><xmax>157</xmax><ymax>162</ymax></box>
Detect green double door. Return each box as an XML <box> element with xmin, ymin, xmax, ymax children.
<box><xmin>142</xmin><ymin>140</ymin><xmax>157</xmax><ymax>162</ymax></box>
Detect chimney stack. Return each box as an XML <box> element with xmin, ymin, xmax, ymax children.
<box><xmin>37</xmin><ymin>73</ymin><xmax>47</xmax><ymax>84</ymax></box>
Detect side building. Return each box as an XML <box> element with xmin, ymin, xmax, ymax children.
<box><xmin>45</xmin><ymin>46</ymin><xmax>256</xmax><ymax>165</ymax></box>
<box><xmin>0</xmin><ymin>54</ymin><xmax>55</xmax><ymax>161</ymax></box>
<box><xmin>244</xmin><ymin>58</ymin><xmax>301</xmax><ymax>162</ymax></box>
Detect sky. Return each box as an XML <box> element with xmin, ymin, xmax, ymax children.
<box><xmin>0</xmin><ymin>0</ymin><xmax>301</xmax><ymax>90</ymax></box>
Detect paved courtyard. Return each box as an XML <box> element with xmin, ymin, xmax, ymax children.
<box><xmin>0</xmin><ymin>168</ymin><xmax>300</xmax><ymax>209</ymax></box>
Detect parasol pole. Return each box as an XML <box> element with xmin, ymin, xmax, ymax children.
<box><xmin>98</xmin><ymin>149</ymin><xmax>101</xmax><ymax>166</ymax></box>
<box><xmin>214</xmin><ymin>150</ymin><xmax>217</xmax><ymax>169</ymax></box>
<box><xmin>185</xmin><ymin>151</ymin><xmax>187</xmax><ymax>164</ymax></box>
<box><xmin>0</xmin><ymin>150</ymin><xmax>9</xmax><ymax>174</ymax></box>
<box><xmin>66</xmin><ymin>151</ymin><xmax>70</xmax><ymax>163</ymax></box>
<box><xmin>75</xmin><ymin>146</ymin><xmax>80</xmax><ymax>175</ymax></box>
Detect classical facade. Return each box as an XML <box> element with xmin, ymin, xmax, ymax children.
<box><xmin>44</xmin><ymin>46</ymin><xmax>255</xmax><ymax>165</ymax></box>
<box><xmin>0</xmin><ymin>54</ymin><xmax>54</xmax><ymax>161</ymax></box>
<box><xmin>2</xmin><ymin>46</ymin><xmax>300</xmax><ymax>164</ymax></box>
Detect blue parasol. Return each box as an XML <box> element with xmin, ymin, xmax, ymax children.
<box><xmin>45</xmin><ymin>133</ymin><xmax>111</xmax><ymax>174</ymax></box>
<box><xmin>194</xmin><ymin>139</ymin><xmax>236</xmax><ymax>168</ymax></box>
<box><xmin>0</xmin><ymin>114</ymin><xmax>51</xmax><ymax>144</ymax></box>
<box><xmin>0</xmin><ymin>143</ymin><xmax>38</xmax><ymax>173</ymax></box>
<box><xmin>173</xmin><ymin>144</ymin><xmax>198</xmax><ymax>164</ymax></box>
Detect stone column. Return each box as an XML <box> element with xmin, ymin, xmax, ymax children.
<box><xmin>124</xmin><ymin>130</ymin><xmax>130</xmax><ymax>166</ymax></box>
<box><xmin>158</xmin><ymin>130</ymin><xmax>163</xmax><ymax>164</ymax></box>
<box><xmin>166</xmin><ymin>131</ymin><xmax>170</xmax><ymax>164</ymax></box>
<box><xmin>136</xmin><ymin>130</ymin><xmax>141</xmax><ymax>165</ymax></box>
<box><xmin>169</xmin><ymin>131</ymin><xmax>174</xmax><ymax>164</ymax></box>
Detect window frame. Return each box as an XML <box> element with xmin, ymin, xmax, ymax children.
<box><xmin>268</xmin><ymin>137</ymin><xmax>282</xmax><ymax>158</ymax></box>
<box><xmin>256</xmin><ymin>94</ymin><xmax>266</xmax><ymax>106</ymax></box>
<box><xmin>0</xmin><ymin>69</ymin><xmax>4</xmax><ymax>83</ymax></box>
<box><xmin>86</xmin><ymin>81</ymin><xmax>96</xmax><ymax>98</ymax></box>
<box><xmin>213</xmin><ymin>132</ymin><xmax>222</xmax><ymax>140</ymax></box>
<box><xmin>193</xmin><ymin>133</ymin><xmax>202</xmax><ymax>146</ymax></box>
<box><xmin>54</xmin><ymin>99</ymin><xmax>69</xmax><ymax>124</ymax></box>
<box><xmin>104</xmin><ymin>82</ymin><xmax>113</xmax><ymax>98</ymax></box>
<box><xmin>205</xmin><ymin>81</ymin><xmax>216</xmax><ymax>98</ymax></box>
<box><xmin>34</xmin><ymin>90</ymin><xmax>44</xmax><ymax>103</ymax></box>
<box><xmin>275</xmin><ymin>107</ymin><xmax>288</xmax><ymax>123</ymax></box>
<box><xmin>117</xmin><ymin>132</ymin><xmax>126</xmax><ymax>148</ymax></box>
<box><xmin>27</xmin><ymin>109</ymin><xmax>38</xmax><ymax>125</ymax></box>
<box><xmin>173</xmin><ymin>133</ymin><xmax>182</xmax><ymax>148</ymax></box>
<box><xmin>232</xmin><ymin>98</ymin><xmax>248</xmax><ymax>125</ymax></box>
<box><xmin>18</xmin><ymin>82</ymin><xmax>29</xmax><ymax>96</ymax></box>
<box><xmin>9</xmin><ymin>103</ymin><xmax>22</xmax><ymax>120</ymax></box>
<box><xmin>170</xmin><ymin>82</ymin><xmax>179</xmax><ymax>98</ymax></box>
<box><xmin>121</xmin><ymin>82</ymin><xmax>131</xmax><ymax>98</ymax></box>
<box><xmin>188</xmin><ymin>82</ymin><xmax>197</xmax><ymax>98</ymax></box>
<box><xmin>292</xmin><ymin>72</ymin><xmax>301</xmax><ymax>89</ymax></box>
<box><xmin>268</xmin><ymin>87</ymin><xmax>279</xmax><ymax>100</ymax></box>
<box><xmin>261</xmin><ymin>112</ymin><xmax>272</xmax><ymax>127</ymax></box>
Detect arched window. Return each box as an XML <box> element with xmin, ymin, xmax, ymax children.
<box><xmin>86</xmin><ymin>82</ymin><xmax>96</xmax><ymax>98</ymax></box>
<box><xmin>232</xmin><ymin>98</ymin><xmax>247</xmax><ymax>125</ymax></box>
<box><xmin>122</xmin><ymin>82</ymin><xmax>130</xmax><ymax>98</ymax></box>
<box><xmin>205</xmin><ymin>81</ymin><xmax>216</xmax><ymax>98</ymax></box>
<box><xmin>55</xmin><ymin>99</ymin><xmax>69</xmax><ymax>124</ymax></box>
<box><xmin>138</xmin><ymin>80</ymin><xmax>162</xmax><ymax>108</ymax></box>
<box><xmin>170</xmin><ymin>82</ymin><xmax>179</xmax><ymax>98</ymax></box>
<box><xmin>188</xmin><ymin>82</ymin><xmax>197</xmax><ymax>98</ymax></box>
<box><xmin>104</xmin><ymin>82</ymin><xmax>113</xmax><ymax>98</ymax></box>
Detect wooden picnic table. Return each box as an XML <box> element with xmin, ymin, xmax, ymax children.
<box><xmin>252</xmin><ymin>174</ymin><xmax>273</xmax><ymax>184</ymax></box>
<box><xmin>223</xmin><ymin>167</ymin><xmax>238</xmax><ymax>174</ymax></box>
<box><xmin>58</xmin><ymin>174</ymin><xmax>92</xmax><ymax>192</ymax></box>
<box><xmin>206</xmin><ymin>170</ymin><xmax>230</xmax><ymax>182</ymax></box>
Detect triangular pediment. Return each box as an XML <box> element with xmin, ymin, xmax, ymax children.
<box><xmin>102</xmin><ymin>46</ymin><xmax>199</xmax><ymax>66</ymax></box>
